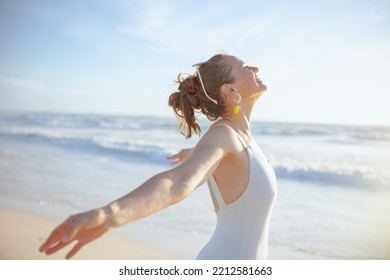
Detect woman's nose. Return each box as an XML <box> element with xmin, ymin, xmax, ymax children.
<box><xmin>250</xmin><ymin>66</ymin><xmax>259</xmax><ymax>73</ymax></box>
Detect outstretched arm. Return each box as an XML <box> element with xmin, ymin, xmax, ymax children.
<box><xmin>39</xmin><ymin>125</ymin><xmax>235</xmax><ymax>259</ymax></box>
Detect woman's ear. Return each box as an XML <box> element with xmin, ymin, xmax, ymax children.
<box><xmin>221</xmin><ymin>84</ymin><xmax>230</xmax><ymax>96</ymax></box>
<box><xmin>221</xmin><ymin>84</ymin><xmax>234</xmax><ymax>99</ymax></box>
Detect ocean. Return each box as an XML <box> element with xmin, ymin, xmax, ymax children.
<box><xmin>0</xmin><ymin>112</ymin><xmax>389</xmax><ymax>259</ymax></box>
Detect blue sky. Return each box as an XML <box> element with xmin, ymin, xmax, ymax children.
<box><xmin>1</xmin><ymin>0</ymin><xmax>389</xmax><ymax>125</ymax></box>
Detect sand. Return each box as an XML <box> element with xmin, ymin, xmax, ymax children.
<box><xmin>0</xmin><ymin>209</ymin><xmax>183</xmax><ymax>260</ymax></box>
<box><xmin>0</xmin><ymin>207</ymin><xmax>327</xmax><ymax>260</ymax></box>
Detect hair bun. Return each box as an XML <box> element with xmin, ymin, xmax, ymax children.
<box><xmin>168</xmin><ymin>54</ymin><xmax>233</xmax><ymax>138</ymax></box>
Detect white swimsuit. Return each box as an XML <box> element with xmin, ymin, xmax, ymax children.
<box><xmin>196</xmin><ymin>128</ymin><xmax>277</xmax><ymax>260</ymax></box>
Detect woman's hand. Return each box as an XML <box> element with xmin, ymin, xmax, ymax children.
<box><xmin>166</xmin><ymin>148</ymin><xmax>194</xmax><ymax>165</ymax></box>
<box><xmin>39</xmin><ymin>208</ymin><xmax>111</xmax><ymax>259</ymax></box>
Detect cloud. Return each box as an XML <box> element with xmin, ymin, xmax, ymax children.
<box><xmin>116</xmin><ymin>1</ymin><xmax>276</xmax><ymax>55</ymax></box>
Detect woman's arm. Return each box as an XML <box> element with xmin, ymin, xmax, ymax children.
<box><xmin>39</xmin><ymin>125</ymin><xmax>236</xmax><ymax>259</ymax></box>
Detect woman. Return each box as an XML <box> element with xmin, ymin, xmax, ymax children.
<box><xmin>39</xmin><ymin>54</ymin><xmax>277</xmax><ymax>260</ymax></box>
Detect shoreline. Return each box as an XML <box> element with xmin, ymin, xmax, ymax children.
<box><xmin>0</xmin><ymin>205</ymin><xmax>327</xmax><ymax>260</ymax></box>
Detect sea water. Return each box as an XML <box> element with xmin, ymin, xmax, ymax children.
<box><xmin>0</xmin><ymin>112</ymin><xmax>389</xmax><ymax>259</ymax></box>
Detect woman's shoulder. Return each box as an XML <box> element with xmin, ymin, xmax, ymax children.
<box><xmin>203</xmin><ymin>121</ymin><xmax>243</xmax><ymax>152</ymax></box>
<box><xmin>209</xmin><ymin>119</ymin><xmax>235</xmax><ymax>131</ymax></box>
<box><xmin>207</xmin><ymin>120</ymin><xmax>236</xmax><ymax>136</ymax></box>
<box><xmin>208</xmin><ymin>120</ymin><xmax>251</xmax><ymax>149</ymax></box>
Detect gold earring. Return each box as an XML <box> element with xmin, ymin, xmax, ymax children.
<box><xmin>233</xmin><ymin>104</ymin><xmax>240</xmax><ymax>114</ymax></box>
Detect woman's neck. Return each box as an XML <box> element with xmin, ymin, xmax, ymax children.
<box><xmin>221</xmin><ymin>107</ymin><xmax>252</xmax><ymax>138</ymax></box>
<box><xmin>220</xmin><ymin>91</ymin><xmax>262</xmax><ymax>139</ymax></box>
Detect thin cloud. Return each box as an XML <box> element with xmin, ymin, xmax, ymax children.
<box><xmin>117</xmin><ymin>5</ymin><xmax>275</xmax><ymax>55</ymax></box>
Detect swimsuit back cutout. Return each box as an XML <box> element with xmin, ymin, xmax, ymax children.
<box><xmin>196</xmin><ymin>125</ymin><xmax>277</xmax><ymax>260</ymax></box>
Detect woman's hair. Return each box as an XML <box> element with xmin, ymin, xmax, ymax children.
<box><xmin>168</xmin><ymin>54</ymin><xmax>235</xmax><ymax>139</ymax></box>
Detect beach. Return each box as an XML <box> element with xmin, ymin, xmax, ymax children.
<box><xmin>0</xmin><ymin>206</ymin><xmax>329</xmax><ymax>260</ymax></box>
<box><xmin>1</xmin><ymin>112</ymin><xmax>389</xmax><ymax>260</ymax></box>
<box><xmin>0</xmin><ymin>208</ymin><xmax>182</xmax><ymax>260</ymax></box>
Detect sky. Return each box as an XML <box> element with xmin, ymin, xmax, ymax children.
<box><xmin>0</xmin><ymin>0</ymin><xmax>389</xmax><ymax>126</ymax></box>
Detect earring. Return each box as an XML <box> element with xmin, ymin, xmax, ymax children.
<box><xmin>233</xmin><ymin>92</ymin><xmax>241</xmax><ymax>114</ymax></box>
<box><xmin>234</xmin><ymin>104</ymin><xmax>240</xmax><ymax>114</ymax></box>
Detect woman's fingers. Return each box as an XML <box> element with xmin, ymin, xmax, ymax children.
<box><xmin>39</xmin><ymin>216</ymin><xmax>79</xmax><ymax>253</ymax></box>
<box><xmin>170</xmin><ymin>159</ymin><xmax>181</xmax><ymax>165</ymax></box>
<box><xmin>166</xmin><ymin>154</ymin><xmax>179</xmax><ymax>160</ymax></box>
<box><xmin>65</xmin><ymin>242</ymin><xmax>84</xmax><ymax>259</ymax></box>
<box><xmin>39</xmin><ymin>223</ymin><xmax>68</xmax><ymax>252</ymax></box>
<box><xmin>44</xmin><ymin>239</ymin><xmax>70</xmax><ymax>255</ymax></box>
<box><xmin>39</xmin><ymin>209</ymin><xmax>111</xmax><ymax>258</ymax></box>
<box><xmin>166</xmin><ymin>155</ymin><xmax>179</xmax><ymax>165</ymax></box>
<box><xmin>41</xmin><ymin>223</ymin><xmax>86</xmax><ymax>257</ymax></box>
<box><xmin>167</xmin><ymin>149</ymin><xmax>191</xmax><ymax>165</ymax></box>
<box><xmin>43</xmin><ymin>238</ymin><xmax>84</xmax><ymax>259</ymax></box>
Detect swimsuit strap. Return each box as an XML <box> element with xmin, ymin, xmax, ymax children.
<box><xmin>208</xmin><ymin>175</ymin><xmax>226</xmax><ymax>207</ymax></box>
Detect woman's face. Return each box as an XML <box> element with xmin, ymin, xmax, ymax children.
<box><xmin>225</xmin><ymin>55</ymin><xmax>267</xmax><ymax>97</ymax></box>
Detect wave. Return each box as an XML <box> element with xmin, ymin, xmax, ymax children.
<box><xmin>273</xmin><ymin>163</ymin><xmax>388</xmax><ymax>187</ymax></box>
<box><xmin>0</xmin><ymin>128</ymin><xmax>175</xmax><ymax>165</ymax></box>
<box><xmin>269</xmin><ymin>153</ymin><xmax>390</xmax><ymax>187</ymax></box>
<box><xmin>1</xmin><ymin>128</ymin><xmax>388</xmax><ymax>188</ymax></box>
<box><xmin>252</xmin><ymin>122</ymin><xmax>390</xmax><ymax>143</ymax></box>
<box><xmin>2</xmin><ymin>112</ymin><xmax>390</xmax><ymax>142</ymax></box>
<box><xmin>0</xmin><ymin>112</ymin><xmax>177</xmax><ymax>131</ymax></box>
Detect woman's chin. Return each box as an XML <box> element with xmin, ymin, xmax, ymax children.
<box><xmin>257</xmin><ymin>83</ymin><xmax>267</xmax><ymax>92</ymax></box>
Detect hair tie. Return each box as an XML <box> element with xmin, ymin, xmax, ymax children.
<box><xmin>194</xmin><ymin>67</ymin><xmax>218</xmax><ymax>105</ymax></box>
